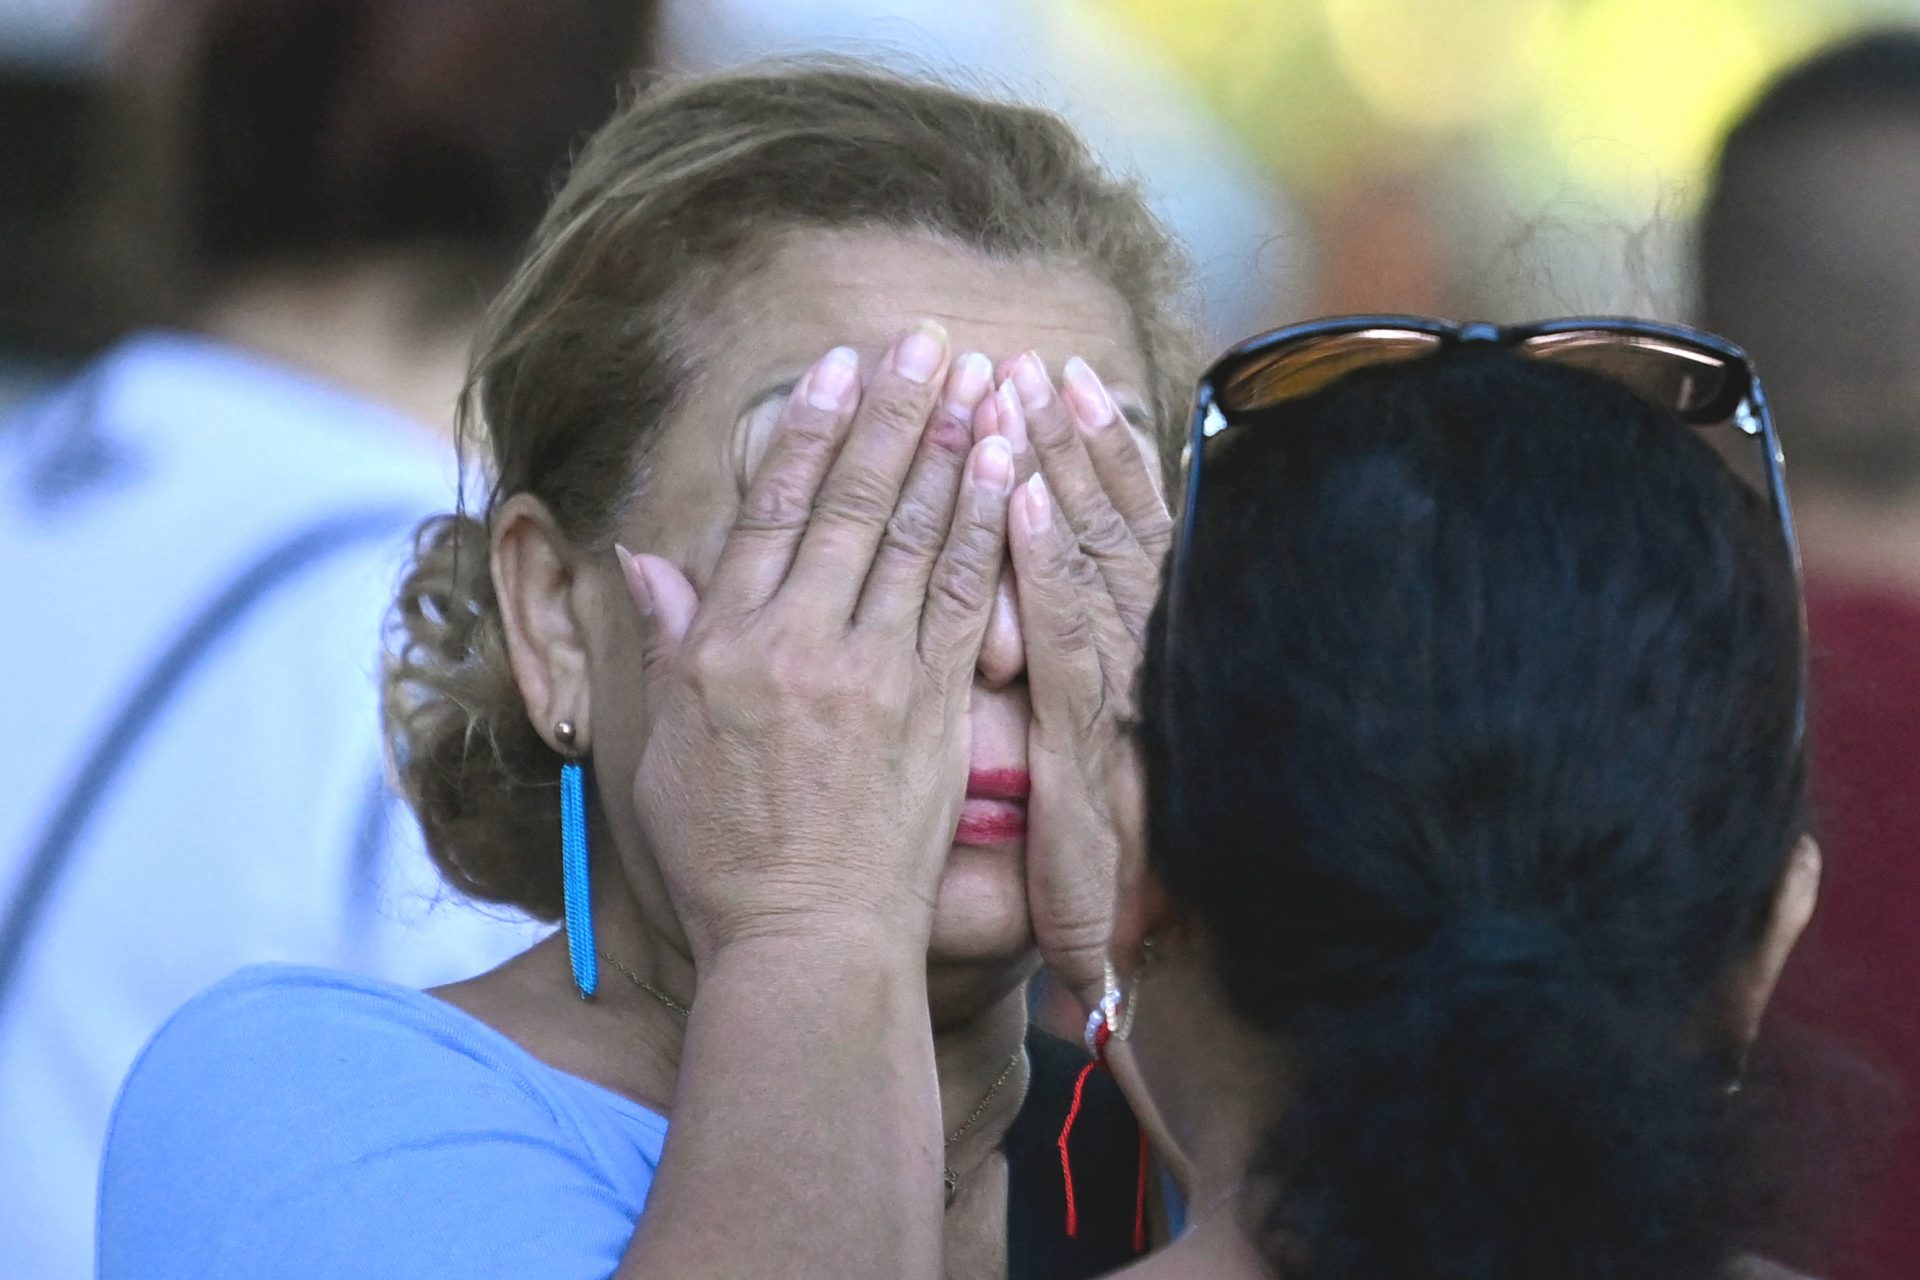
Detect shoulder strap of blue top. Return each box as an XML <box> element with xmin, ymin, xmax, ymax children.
<box><xmin>0</xmin><ymin>508</ymin><xmax>418</xmax><ymax>1024</ymax></box>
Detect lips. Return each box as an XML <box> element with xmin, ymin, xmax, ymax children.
<box><xmin>955</xmin><ymin>768</ymin><xmax>1029</xmax><ymax>845</ymax></box>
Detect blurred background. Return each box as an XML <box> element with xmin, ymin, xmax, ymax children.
<box><xmin>6</xmin><ymin>0</ymin><xmax>1919</xmax><ymax>386</ymax></box>
<box><xmin>3</xmin><ymin>2</ymin><xmax>1918</xmax><ymax>1279</ymax></box>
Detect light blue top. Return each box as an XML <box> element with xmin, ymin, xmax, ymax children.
<box><xmin>98</xmin><ymin>965</ymin><xmax>668</xmax><ymax>1279</ymax></box>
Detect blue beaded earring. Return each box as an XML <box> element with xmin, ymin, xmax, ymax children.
<box><xmin>556</xmin><ymin>720</ymin><xmax>597</xmax><ymax>999</ymax></box>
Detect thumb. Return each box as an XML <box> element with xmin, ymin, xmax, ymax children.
<box><xmin>618</xmin><ymin>545</ymin><xmax>699</xmax><ymax>680</ymax></box>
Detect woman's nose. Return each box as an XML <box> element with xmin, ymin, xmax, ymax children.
<box><xmin>976</xmin><ymin>563</ymin><xmax>1026</xmax><ymax>689</ymax></box>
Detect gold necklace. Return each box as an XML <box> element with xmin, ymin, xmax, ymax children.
<box><xmin>599</xmin><ymin>949</ymin><xmax>691</xmax><ymax>1018</ymax></box>
<box><xmin>943</xmin><ymin>1050</ymin><xmax>1024</xmax><ymax>1208</ymax></box>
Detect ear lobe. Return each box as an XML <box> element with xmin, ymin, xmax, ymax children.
<box><xmin>492</xmin><ymin>493</ymin><xmax>595</xmax><ymax>752</ymax></box>
<box><xmin>1727</xmin><ymin>835</ymin><xmax>1823</xmax><ymax>1051</ymax></box>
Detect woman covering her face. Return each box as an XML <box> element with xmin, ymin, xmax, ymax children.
<box><xmin>98</xmin><ymin>62</ymin><xmax>1194</xmax><ymax>1280</ymax></box>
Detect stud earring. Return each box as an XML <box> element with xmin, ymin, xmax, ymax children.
<box><xmin>556</xmin><ymin>720</ymin><xmax>597</xmax><ymax>999</ymax></box>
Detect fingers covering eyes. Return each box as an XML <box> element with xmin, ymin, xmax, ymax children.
<box><xmin>857</xmin><ymin>352</ymin><xmax>995</xmax><ymax>631</ymax></box>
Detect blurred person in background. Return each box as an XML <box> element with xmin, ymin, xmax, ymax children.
<box><xmin>1700</xmin><ymin>31</ymin><xmax>1920</xmax><ymax>1280</ymax></box>
<box><xmin>0</xmin><ymin>15</ymin><xmax>154</xmax><ymax>408</ymax></box>
<box><xmin>0</xmin><ymin>2</ymin><xmax>655</xmax><ymax>1276</ymax></box>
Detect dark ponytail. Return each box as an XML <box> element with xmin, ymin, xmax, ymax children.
<box><xmin>1139</xmin><ymin>349</ymin><xmax>1806</xmax><ymax>1279</ymax></box>
<box><xmin>1257</xmin><ymin>918</ymin><xmax>1736</xmax><ymax>1279</ymax></box>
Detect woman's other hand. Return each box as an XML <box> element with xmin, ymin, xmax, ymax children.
<box><xmin>619</xmin><ymin>327</ymin><xmax>1008</xmax><ymax>964</ymax></box>
<box><xmin>999</xmin><ymin>353</ymin><xmax>1172</xmax><ymax>1009</ymax></box>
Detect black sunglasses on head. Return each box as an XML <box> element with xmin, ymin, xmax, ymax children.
<box><xmin>1171</xmin><ymin>314</ymin><xmax>1806</xmax><ymax>740</ymax></box>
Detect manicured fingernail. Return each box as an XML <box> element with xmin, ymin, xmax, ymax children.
<box><xmin>808</xmin><ymin>347</ymin><xmax>860</xmax><ymax>411</ymax></box>
<box><xmin>616</xmin><ymin>543</ymin><xmax>652</xmax><ymax>616</ymax></box>
<box><xmin>1023</xmin><ymin>473</ymin><xmax>1051</xmax><ymax>531</ymax></box>
<box><xmin>974</xmin><ymin>436</ymin><xmax>1014</xmax><ymax>494</ymax></box>
<box><xmin>944</xmin><ymin>352</ymin><xmax>993</xmax><ymax>420</ymax></box>
<box><xmin>995</xmin><ymin>378</ymin><xmax>1028</xmax><ymax>452</ymax></box>
<box><xmin>1010</xmin><ymin>351</ymin><xmax>1052</xmax><ymax>412</ymax></box>
<box><xmin>892</xmin><ymin>321</ymin><xmax>948</xmax><ymax>384</ymax></box>
<box><xmin>1062</xmin><ymin>356</ymin><xmax>1117</xmax><ymax>432</ymax></box>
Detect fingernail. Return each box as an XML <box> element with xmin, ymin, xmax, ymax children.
<box><xmin>1023</xmin><ymin>473</ymin><xmax>1051</xmax><ymax>532</ymax></box>
<box><xmin>1010</xmin><ymin>351</ymin><xmax>1052</xmax><ymax>412</ymax></box>
<box><xmin>808</xmin><ymin>347</ymin><xmax>860</xmax><ymax>411</ymax></box>
<box><xmin>1062</xmin><ymin>356</ymin><xmax>1117</xmax><ymax>432</ymax></box>
<box><xmin>892</xmin><ymin>321</ymin><xmax>948</xmax><ymax>384</ymax></box>
<box><xmin>944</xmin><ymin>352</ymin><xmax>993</xmax><ymax>420</ymax></box>
<box><xmin>972</xmin><ymin>381</ymin><xmax>1001</xmax><ymax>438</ymax></box>
<box><xmin>616</xmin><ymin>543</ymin><xmax>653</xmax><ymax>616</ymax></box>
<box><xmin>995</xmin><ymin>378</ymin><xmax>1028</xmax><ymax>452</ymax></box>
<box><xmin>974</xmin><ymin>436</ymin><xmax>1014</xmax><ymax>494</ymax></box>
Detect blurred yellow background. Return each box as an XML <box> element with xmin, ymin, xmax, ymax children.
<box><xmin>1118</xmin><ymin>0</ymin><xmax>1900</xmax><ymax>199</ymax></box>
<box><xmin>1106</xmin><ymin>0</ymin><xmax>1919</xmax><ymax>319</ymax></box>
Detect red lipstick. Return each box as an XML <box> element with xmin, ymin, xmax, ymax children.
<box><xmin>966</xmin><ymin>768</ymin><xmax>1030</xmax><ymax>801</ymax></box>
<box><xmin>955</xmin><ymin>768</ymin><xmax>1029</xmax><ymax>845</ymax></box>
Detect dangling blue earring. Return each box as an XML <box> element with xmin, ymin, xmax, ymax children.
<box><xmin>556</xmin><ymin>720</ymin><xmax>597</xmax><ymax>998</ymax></box>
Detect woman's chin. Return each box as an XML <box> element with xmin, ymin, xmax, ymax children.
<box><xmin>926</xmin><ymin>839</ymin><xmax>1033</xmax><ymax>965</ymax></box>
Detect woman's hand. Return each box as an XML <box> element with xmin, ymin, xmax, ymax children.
<box><xmin>610</xmin><ymin>325</ymin><xmax>1006</xmax><ymax>1280</ymax></box>
<box><xmin>998</xmin><ymin>353</ymin><xmax>1173</xmax><ymax>1008</ymax></box>
<box><xmin>619</xmin><ymin>327</ymin><xmax>1009</xmax><ymax>964</ymax></box>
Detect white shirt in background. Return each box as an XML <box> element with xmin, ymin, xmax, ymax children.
<box><xmin>0</xmin><ymin>333</ymin><xmax>546</xmax><ymax>1280</ymax></box>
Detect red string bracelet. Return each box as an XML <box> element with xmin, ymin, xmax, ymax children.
<box><xmin>1057</xmin><ymin>1021</ymin><xmax>1152</xmax><ymax>1251</ymax></box>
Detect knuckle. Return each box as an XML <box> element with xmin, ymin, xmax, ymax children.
<box><xmin>1136</xmin><ymin>506</ymin><xmax>1174</xmax><ymax>541</ymax></box>
<box><xmin>921</xmin><ymin>411</ymin><xmax>973</xmax><ymax>459</ymax></box>
<box><xmin>1077</xmin><ymin>683</ymin><xmax>1115</xmax><ymax>739</ymax></box>
<box><xmin>858</xmin><ymin>388</ymin><xmax>933</xmax><ymax>440</ymax></box>
<box><xmin>736</xmin><ymin>472</ymin><xmax>814</xmax><ymax>533</ymax></box>
<box><xmin>681</xmin><ymin>636</ymin><xmax>756</xmax><ymax>712</ymax></box>
<box><xmin>680</xmin><ymin>638</ymin><xmax>725</xmax><ymax>691</ymax></box>
<box><xmin>1079</xmin><ymin>505</ymin><xmax>1136</xmax><ymax>557</ymax></box>
<box><xmin>1027</xmin><ymin>399</ymin><xmax>1077</xmax><ymax>445</ymax></box>
<box><xmin>880</xmin><ymin>500</ymin><xmax>947</xmax><ymax>561</ymax></box>
<box><xmin>927</xmin><ymin>564</ymin><xmax>994</xmax><ymax>621</ymax></box>
<box><xmin>944</xmin><ymin>518</ymin><xmax>1005</xmax><ymax>580</ymax></box>
<box><xmin>1053</xmin><ymin>606</ymin><xmax>1098</xmax><ymax>656</ymax></box>
<box><xmin>813</xmin><ymin>467</ymin><xmax>900</xmax><ymax>529</ymax></box>
<box><xmin>1064</xmin><ymin>550</ymin><xmax>1104</xmax><ymax>593</ymax></box>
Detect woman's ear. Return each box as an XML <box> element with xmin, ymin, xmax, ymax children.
<box><xmin>493</xmin><ymin>493</ymin><xmax>597</xmax><ymax>752</ymax></box>
<box><xmin>1724</xmin><ymin>835</ymin><xmax>1823</xmax><ymax>1051</ymax></box>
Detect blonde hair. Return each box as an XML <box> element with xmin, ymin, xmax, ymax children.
<box><xmin>384</xmin><ymin>60</ymin><xmax>1199</xmax><ymax>918</ymax></box>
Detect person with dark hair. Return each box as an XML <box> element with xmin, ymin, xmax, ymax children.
<box><xmin>0</xmin><ymin>5</ymin><xmax>654</xmax><ymax>1276</ymax></box>
<box><xmin>1700</xmin><ymin>31</ymin><xmax>1920</xmax><ymax>1278</ymax></box>
<box><xmin>1064</xmin><ymin>324</ymin><xmax>1823</xmax><ymax>1279</ymax></box>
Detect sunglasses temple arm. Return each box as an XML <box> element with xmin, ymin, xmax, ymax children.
<box><xmin>1167</xmin><ymin>393</ymin><xmax>1214</xmax><ymax>644</ymax></box>
<box><xmin>1749</xmin><ymin>381</ymin><xmax>1809</xmax><ymax>752</ymax></box>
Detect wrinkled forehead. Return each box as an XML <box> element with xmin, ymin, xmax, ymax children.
<box><xmin>690</xmin><ymin>227</ymin><xmax>1153</xmax><ymax>399</ymax></box>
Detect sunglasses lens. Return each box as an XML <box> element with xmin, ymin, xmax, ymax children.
<box><xmin>1219</xmin><ymin>328</ymin><xmax>1445</xmax><ymax>413</ymax></box>
<box><xmin>1519</xmin><ymin>330</ymin><xmax>1771</xmax><ymax>499</ymax></box>
<box><xmin>1518</xmin><ymin>331</ymin><xmax>1740</xmax><ymax>423</ymax></box>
